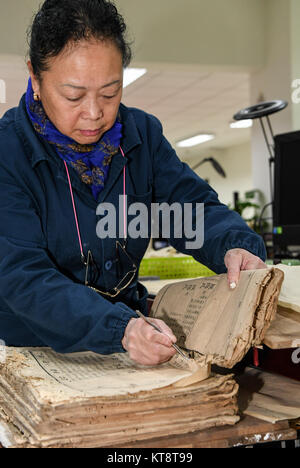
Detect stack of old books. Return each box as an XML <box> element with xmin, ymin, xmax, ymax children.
<box><xmin>0</xmin><ymin>348</ymin><xmax>238</xmax><ymax>448</ymax></box>
<box><xmin>0</xmin><ymin>268</ymin><xmax>284</xmax><ymax>448</ymax></box>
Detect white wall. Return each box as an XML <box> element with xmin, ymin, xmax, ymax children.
<box><xmin>250</xmin><ymin>0</ymin><xmax>293</xmax><ymax>208</ymax></box>
<box><xmin>290</xmin><ymin>0</ymin><xmax>300</xmax><ymax>130</ymax></box>
<box><xmin>0</xmin><ymin>0</ymin><xmax>41</xmax><ymax>56</ymax></box>
<box><xmin>0</xmin><ymin>0</ymin><xmax>266</xmax><ymax>68</ymax></box>
<box><xmin>115</xmin><ymin>0</ymin><xmax>266</xmax><ymax>70</ymax></box>
<box><xmin>0</xmin><ymin>54</ymin><xmax>28</xmax><ymax>117</ymax></box>
<box><xmin>185</xmin><ymin>141</ymin><xmax>253</xmax><ymax>207</ymax></box>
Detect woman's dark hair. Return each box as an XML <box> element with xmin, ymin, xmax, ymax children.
<box><xmin>27</xmin><ymin>0</ymin><xmax>132</xmax><ymax>79</ymax></box>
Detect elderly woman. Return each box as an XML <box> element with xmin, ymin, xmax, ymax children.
<box><xmin>0</xmin><ymin>0</ymin><xmax>266</xmax><ymax>366</ymax></box>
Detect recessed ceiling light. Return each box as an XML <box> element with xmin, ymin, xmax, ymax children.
<box><xmin>123</xmin><ymin>68</ymin><xmax>147</xmax><ymax>88</ymax></box>
<box><xmin>177</xmin><ymin>134</ymin><xmax>215</xmax><ymax>148</ymax></box>
<box><xmin>230</xmin><ymin>120</ymin><xmax>253</xmax><ymax>129</ymax></box>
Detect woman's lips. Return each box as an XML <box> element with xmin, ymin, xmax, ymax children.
<box><xmin>80</xmin><ymin>129</ymin><xmax>102</xmax><ymax>137</ymax></box>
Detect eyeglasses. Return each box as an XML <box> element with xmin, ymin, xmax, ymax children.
<box><xmin>83</xmin><ymin>240</ymin><xmax>137</xmax><ymax>298</ymax></box>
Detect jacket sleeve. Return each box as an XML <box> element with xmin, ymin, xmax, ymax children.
<box><xmin>150</xmin><ymin>116</ymin><xmax>266</xmax><ymax>273</ymax></box>
<box><xmin>0</xmin><ymin>175</ymin><xmax>137</xmax><ymax>354</ymax></box>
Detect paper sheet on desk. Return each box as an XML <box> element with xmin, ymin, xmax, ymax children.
<box><xmin>264</xmin><ymin>265</ymin><xmax>300</xmax><ymax>349</ymax></box>
<box><xmin>275</xmin><ymin>264</ymin><xmax>300</xmax><ymax>313</ymax></box>
<box><xmin>237</xmin><ymin>367</ymin><xmax>300</xmax><ymax>423</ymax></box>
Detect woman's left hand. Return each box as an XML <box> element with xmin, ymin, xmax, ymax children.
<box><xmin>224</xmin><ymin>248</ymin><xmax>267</xmax><ymax>289</ymax></box>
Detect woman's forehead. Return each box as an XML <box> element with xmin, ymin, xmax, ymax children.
<box><xmin>42</xmin><ymin>39</ymin><xmax>123</xmax><ymax>84</ymax></box>
<box><xmin>60</xmin><ymin>80</ymin><xmax>121</xmax><ymax>90</ymax></box>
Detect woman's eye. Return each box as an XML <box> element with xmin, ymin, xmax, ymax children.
<box><xmin>103</xmin><ymin>95</ymin><xmax>117</xmax><ymax>100</ymax></box>
<box><xmin>66</xmin><ymin>97</ymin><xmax>82</xmax><ymax>102</ymax></box>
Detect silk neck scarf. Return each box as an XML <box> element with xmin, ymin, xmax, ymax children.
<box><xmin>25</xmin><ymin>78</ymin><xmax>122</xmax><ymax>200</ymax></box>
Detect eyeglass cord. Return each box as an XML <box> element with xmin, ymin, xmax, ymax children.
<box><xmin>64</xmin><ymin>145</ymin><xmax>127</xmax><ymax>265</ymax></box>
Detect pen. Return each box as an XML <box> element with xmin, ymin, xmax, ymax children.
<box><xmin>135</xmin><ymin>310</ymin><xmax>191</xmax><ymax>361</ymax></box>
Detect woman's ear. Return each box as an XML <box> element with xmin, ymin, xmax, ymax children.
<box><xmin>27</xmin><ymin>60</ymin><xmax>40</xmax><ymax>97</ymax></box>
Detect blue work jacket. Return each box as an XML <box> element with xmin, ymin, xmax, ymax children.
<box><xmin>0</xmin><ymin>94</ymin><xmax>266</xmax><ymax>354</ymax></box>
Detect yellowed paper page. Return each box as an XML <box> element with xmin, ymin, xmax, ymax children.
<box><xmin>0</xmin><ymin>347</ymin><xmax>209</xmax><ymax>402</ymax></box>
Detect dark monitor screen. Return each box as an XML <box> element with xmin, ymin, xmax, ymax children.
<box><xmin>274</xmin><ymin>131</ymin><xmax>300</xmax><ymax>227</ymax></box>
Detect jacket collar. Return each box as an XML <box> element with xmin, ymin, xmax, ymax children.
<box><xmin>119</xmin><ymin>103</ymin><xmax>142</xmax><ymax>154</ymax></box>
<box><xmin>14</xmin><ymin>94</ymin><xmax>142</xmax><ymax>169</ymax></box>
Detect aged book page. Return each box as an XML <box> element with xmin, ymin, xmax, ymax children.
<box><xmin>0</xmin><ymin>347</ymin><xmax>209</xmax><ymax>402</ymax></box>
<box><xmin>150</xmin><ymin>268</ymin><xmax>284</xmax><ymax>368</ymax></box>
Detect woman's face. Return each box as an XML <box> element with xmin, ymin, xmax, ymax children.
<box><xmin>28</xmin><ymin>40</ymin><xmax>123</xmax><ymax>144</ymax></box>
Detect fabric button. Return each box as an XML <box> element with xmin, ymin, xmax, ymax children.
<box><xmin>105</xmin><ymin>260</ymin><xmax>113</xmax><ymax>271</ymax></box>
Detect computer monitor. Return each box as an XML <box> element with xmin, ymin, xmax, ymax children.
<box><xmin>273</xmin><ymin>130</ymin><xmax>300</xmax><ymax>247</ymax></box>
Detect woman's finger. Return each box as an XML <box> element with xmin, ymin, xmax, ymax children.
<box><xmin>153</xmin><ymin>319</ymin><xmax>177</xmax><ymax>343</ymax></box>
<box><xmin>225</xmin><ymin>248</ymin><xmax>267</xmax><ymax>289</ymax></box>
<box><xmin>224</xmin><ymin>249</ymin><xmax>242</xmax><ymax>287</ymax></box>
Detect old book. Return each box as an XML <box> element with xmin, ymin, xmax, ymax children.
<box><xmin>264</xmin><ymin>265</ymin><xmax>300</xmax><ymax>349</ymax></box>
<box><xmin>0</xmin><ymin>348</ymin><xmax>238</xmax><ymax>448</ymax></box>
<box><xmin>150</xmin><ymin>268</ymin><xmax>284</xmax><ymax>368</ymax></box>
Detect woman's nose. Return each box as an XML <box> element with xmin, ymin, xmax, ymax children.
<box><xmin>82</xmin><ymin>98</ymin><xmax>103</xmax><ymax>120</ymax></box>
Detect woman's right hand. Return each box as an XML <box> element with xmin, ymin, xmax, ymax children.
<box><xmin>121</xmin><ymin>317</ymin><xmax>177</xmax><ymax>366</ymax></box>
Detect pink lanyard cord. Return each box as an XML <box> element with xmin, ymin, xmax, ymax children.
<box><xmin>64</xmin><ymin>160</ymin><xmax>85</xmax><ymax>262</ymax></box>
<box><xmin>119</xmin><ymin>145</ymin><xmax>127</xmax><ymax>242</ymax></box>
<box><xmin>64</xmin><ymin>146</ymin><xmax>127</xmax><ymax>263</ymax></box>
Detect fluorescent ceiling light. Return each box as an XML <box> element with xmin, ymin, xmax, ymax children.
<box><xmin>230</xmin><ymin>119</ymin><xmax>253</xmax><ymax>129</ymax></box>
<box><xmin>177</xmin><ymin>134</ymin><xmax>215</xmax><ymax>148</ymax></box>
<box><xmin>123</xmin><ymin>68</ymin><xmax>147</xmax><ymax>88</ymax></box>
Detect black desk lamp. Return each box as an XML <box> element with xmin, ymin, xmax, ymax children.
<box><xmin>233</xmin><ymin>100</ymin><xmax>288</xmax><ymax>203</ymax></box>
<box><xmin>191</xmin><ymin>157</ymin><xmax>226</xmax><ymax>178</ymax></box>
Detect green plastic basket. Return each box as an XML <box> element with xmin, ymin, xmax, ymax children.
<box><xmin>266</xmin><ymin>259</ymin><xmax>300</xmax><ymax>266</ymax></box>
<box><xmin>281</xmin><ymin>259</ymin><xmax>300</xmax><ymax>266</ymax></box>
<box><xmin>139</xmin><ymin>256</ymin><xmax>215</xmax><ymax>279</ymax></box>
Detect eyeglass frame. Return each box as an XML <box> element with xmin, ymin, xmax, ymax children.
<box><xmin>83</xmin><ymin>240</ymin><xmax>138</xmax><ymax>298</ymax></box>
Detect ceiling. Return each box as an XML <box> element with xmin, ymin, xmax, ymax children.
<box><xmin>122</xmin><ymin>68</ymin><xmax>251</xmax><ymax>158</ymax></box>
<box><xmin>0</xmin><ymin>55</ymin><xmax>251</xmax><ymax>160</ymax></box>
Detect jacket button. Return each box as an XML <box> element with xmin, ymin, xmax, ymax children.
<box><xmin>105</xmin><ymin>260</ymin><xmax>113</xmax><ymax>271</ymax></box>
